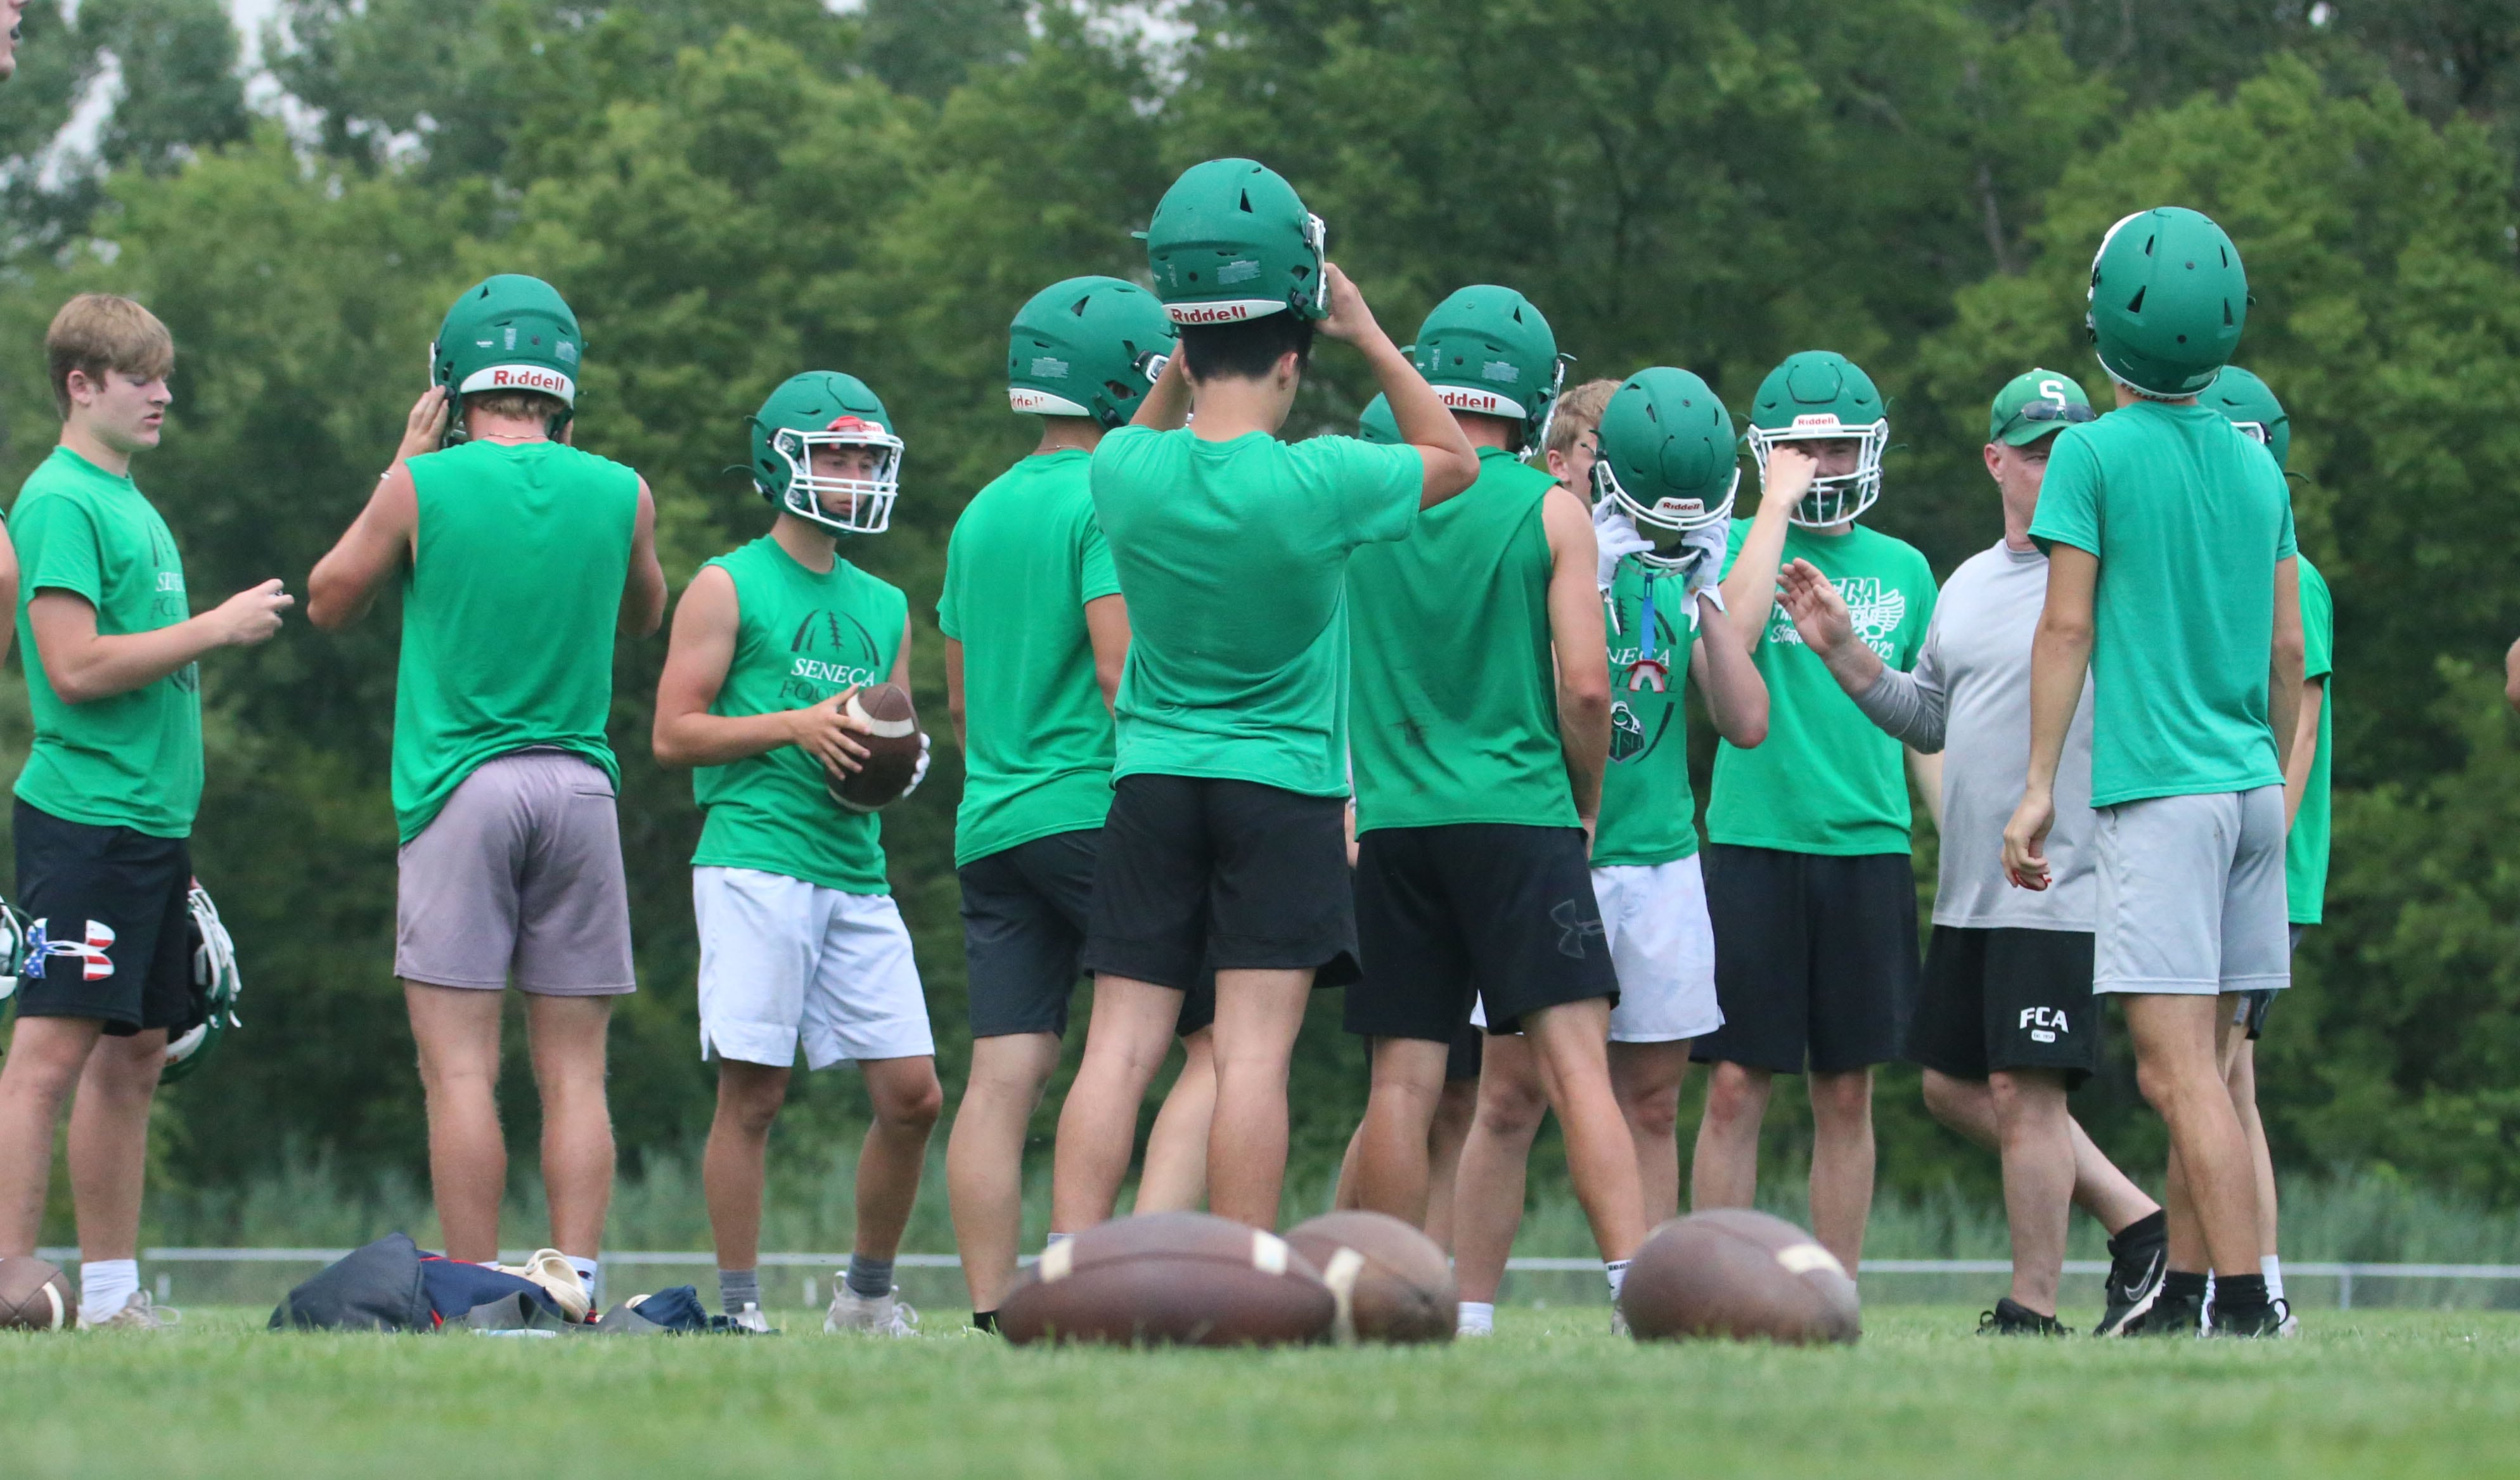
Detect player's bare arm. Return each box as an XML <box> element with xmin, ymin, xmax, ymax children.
<box><xmin>619</xmin><ymin>479</ymin><xmax>667</xmax><ymax>637</ymax></box>
<box><xmin>1688</xmin><ymin>599</ymin><xmax>1768</xmax><ymax>747</ymax></box>
<box><xmin>30</xmin><ymin>580</ymin><xmax>290</xmax><ymax>704</ymax></box>
<box><xmin>1319</xmin><ymin>264</ymin><xmax>1479</xmax><ymax>508</ymax></box>
<box><xmin>1541</xmin><ymin>487</ymin><xmax>1611</xmax><ymax>846</ymax></box>
<box><xmin>2505</xmin><ymin>635</ymin><xmax>2520</xmax><ymax>712</ymax></box>
<box><xmin>1716</xmin><ymin>446</ymin><xmax>1815</xmax><ymax>653</ymax></box>
<box><xmin>307</xmin><ymin>387</ymin><xmax>441</xmax><ymax>628</ymax></box>
<box><xmin>1085</xmin><ymin>593</ymin><xmax>1129</xmax><ymax>712</ymax></box>
<box><xmin>2269</xmin><ymin>555</ymin><xmax>2305</xmax><ymax>777</ymax></box>
<box><xmin>943</xmin><ymin>637</ymin><xmax>967</xmax><ymax>750</ymax></box>
<box><xmin>1130</xmin><ymin>349</ymin><xmax>1192</xmax><ymax>432</ymax></box>
<box><xmin>0</xmin><ymin>520</ymin><xmax>17</xmax><ymax>662</ymax></box>
<box><xmin>2002</xmin><ymin>543</ymin><xmax>2097</xmax><ymax>889</ymax></box>
<box><xmin>2285</xmin><ymin>676</ymin><xmax>2325</xmax><ymax>830</ymax></box>
<box><xmin>651</xmin><ymin>563</ymin><xmax>870</xmax><ymax>775</ymax></box>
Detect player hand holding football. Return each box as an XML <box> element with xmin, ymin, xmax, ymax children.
<box><xmin>786</xmin><ymin>688</ymin><xmax>872</xmax><ymax>776</ymax></box>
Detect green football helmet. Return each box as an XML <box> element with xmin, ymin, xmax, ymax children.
<box><xmin>1745</xmin><ymin>350</ymin><xmax>1889</xmax><ymax>527</ymax></box>
<box><xmin>1007</xmin><ymin>276</ymin><xmax>1178</xmax><ymax>428</ymax></box>
<box><xmin>1358</xmin><ymin>393</ymin><xmax>1402</xmax><ymax>444</ymax></box>
<box><xmin>1592</xmin><ymin>368</ymin><xmax>1740</xmax><ymax>564</ymax></box>
<box><xmin>2086</xmin><ymin>207</ymin><xmax>2247</xmax><ymax>398</ymax></box>
<box><xmin>2203</xmin><ymin>364</ymin><xmax>2290</xmax><ymax>470</ymax></box>
<box><xmin>161</xmin><ymin>882</ymin><xmax>240</xmax><ymax>1085</ymax></box>
<box><xmin>1142</xmin><ymin>158</ymin><xmax>1328</xmax><ymax>325</ymax></box>
<box><xmin>749</xmin><ymin>372</ymin><xmax>903</xmax><ymax>537</ymax></box>
<box><xmin>1408</xmin><ymin>285</ymin><xmax>1567</xmax><ymax>452</ymax></box>
<box><xmin>429</xmin><ymin>274</ymin><xmax>584</xmax><ymax>443</ymax></box>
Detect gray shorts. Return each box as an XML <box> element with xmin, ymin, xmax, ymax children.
<box><xmin>2091</xmin><ymin>786</ymin><xmax>2288</xmax><ymax>998</ymax></box>
<box><xmin>395</xmin><ymin>750</ymin><xmax>636</xmax><ymax>995</ymax></box>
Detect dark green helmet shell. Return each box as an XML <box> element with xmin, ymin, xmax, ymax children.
<box><xmin>1593</xmin><ymin>367</ymin><xmax>1740</xmax><ymax>551</ymax></box>
<box><xmin>430</xmin><ymin>274</ymin><xmax>583</xmax><ymax>420</ymax></box>
<box><xmin>2086</xmin><ymin>207</ymin><xmax>2248</xmax><ymax>397</ymax></box>
<box><xmin>2202</xmin><ymin>364</ymin><xmax>2289</xmax><ymax>470</ymax></box>
<box><xmin>1007</xmin><ymin>276</ymin><xmax>1177</xmax><ymax>429</ymax></box>
<box><xmin>749</xmin><ymin>371</ymin><xmax>903</xmax><ymax>536</ymax></box>
<box><xmin>1143</xmin><ymin>158</ymin><xmax>1327</xmax><ymax>325</ymax></box>
<box><xmin>1358</xmin><ymin>393</ymin><xmax>1402</xmax><ymax>445</ymax></box>
<box><xmin>1745</xmin><ymin>350</ymin><xmax>1889</xmax><ymax>527</ymax></box>
<box><xmin>1408</xmin><ymin>285</ymin><xmax>1564</xmax><ymax>447</ymax></box>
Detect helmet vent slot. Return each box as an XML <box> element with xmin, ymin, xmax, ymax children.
<box><xmin>2223</xmin><ymin>301</ymin><xmax>2235</xmax><ymax>326</ymax></box>
<box><xmin>2142</xmin><ymin>233</ymin><xmax>2156</xmax><ymax>256</ymax></box>
<box><xmin>2125</xmin><ymin>286</ymin><xmax>2146</xmax><ymax>314</ymax></box>
<box><xmin>1070</xmin><ymin>295</ymin><xmax>1092</xmax><ymax>316</ymax></box>
<box><xmin>1238</xmin><ymin>190</ymin><xmax>1253</xmax><ymax>212</ymax></box>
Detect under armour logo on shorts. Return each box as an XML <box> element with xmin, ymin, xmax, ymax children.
<box><xmin>1550</xmin><ymin>899</ymin><xmax>1605</xmax><ymax>960</ymax></box>
<box><xmin>25</xmin><ymin>918</ymin><xmax>115</xmax><ymax>982</ymax></box>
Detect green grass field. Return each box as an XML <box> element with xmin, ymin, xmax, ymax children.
<box><xmin>9</xmin><ymin>1305</ymin><xmax>2519</xmax><ymax>1478</ymax></box>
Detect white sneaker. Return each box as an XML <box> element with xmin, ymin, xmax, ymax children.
<box><xmin>727</xmin><ymin>1303</ymin><xmax>773</xmax><ymax>1334</ymax></box>
<box><xmin>1611</xmin><ymin>1306</ymin><xmax>1631</xmax><ymax>1338</ymax></box>
<box><xmin>824</xmin><ymin>1282</ymin><xmax>920</xmax><ymax>1337</ymax></box>
<box><xmin>84</xmin><ymin>1290</ymin><xmax>182</xmax><ymax>1330</ymax></box>
<box><xmin>1456</xmin><ymin>1321</ymin><xmax>1493</xmax><ymax>1339</ymax></box>
<box><xmin>496</xmin><ymin>1249</ymin><xmax>591</xmax><ymax>1323</ymax></box>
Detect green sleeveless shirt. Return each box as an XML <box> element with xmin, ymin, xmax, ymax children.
<box><xmin>1593</xmin><ymin>556</ymin><xmax>1701</xmax><ymax>866</ymax></box>
<box><xmin>395</xmin><ymin>440</ymin><xmax>639</xmax><ymax>842</ymax></box>
<box><xmin>692</xmin><ymin>536</ymin><xmax>908</xmax><ymax>894</ymax></box>
<box><xmin>1345</xmin><ymin>447</ymin><xmax>1575</xmax><ymax>833</ymax></box>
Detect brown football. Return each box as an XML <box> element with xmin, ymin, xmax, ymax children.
<box><xmin>999</xmin><ymin>1211</ymin><xmax>1335</xmax><ymax>1348</ymax></box>
<box><xmin>0</xmin><ymin>1256</ymin><xmax>77</xmax><ymax>1331</ymax></box>
<box><xmin>1285</xmin><ymin>1210</ymin><xmax>1456</xmax><ymax>1344</ymax></box>
<box><xmin>1619</xmin><ymin>1209</ymin><xmax>1861</xmax><ymax>1345</ymax></box>
<box><xmin>825</xmin><ymin>682</ymin><xmax>923</xmax><ymax>813</ymax></box>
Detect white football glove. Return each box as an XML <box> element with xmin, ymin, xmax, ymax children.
<box><xmin>900</xmin><ymin>730</ymin><xmax>933</xmax><ymax>799</ymax></box>
<box><xmin>1677</xmin><ymin>522</ymin><xmax>1729</xmax><ymax>621</ymax></box>
<box><xmin>1591</xmin><ymin>499</ymin><xmax>1653</xmax><ymax>594</ymax></box>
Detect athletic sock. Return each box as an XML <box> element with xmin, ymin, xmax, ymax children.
<box><xmin>1045</xmin><ymin>1231</ymin><xmax>1072</xmax><ymax>1247</ymax></box>
<box><xmin>2163</xmin><ymin>1269</ymin><xmax>2209</xmax><ymax>1303</ymax></box>
<box><xmin>2111</xmin><ymin>1209</ymin><xmax>2168</xmax><ymax>1252</ymax></box>
<box><xmin>719</xmin><ymin>1268</ymin><xmax>761</xmax><ymax>1316</ymax></box>
<box><xmin>565</xmin><ymin>1255</ymin><xmax>601</xmax><ymax>1308</ymax></box>
<box><xmin>1456</xmin><ymin>1301</ymin><xmax>1495</xmax><ymax>1335</ymax></box>
<box><xmin>1604</xmin><ymin>1259</ymin><xmax>1631</xmax><ymax>1302</ymax></box>
<box><xmin>2260</xmin><ymin>1256</ymin><xmax>2285</xmax><ymax>1303</ymax></box>
<box><xmin>80</xmin><ymin>1258</ymin><xmax>139</xmax><ymax>1322</ymax></box>
<box><xmin>845</xmin><ymin>1254</ymin><xmax>894</xmax><ymax>1299</ymax></box>
<box><xmin>2213</xmin><ymin>1273</ymin><xmax>2270</xmax><ymax>1322</ymax></box>
<box><xmin>972</xmin><ymin>1309</ymin><xmax>1000</xmax><ymax>1335</ymax></box>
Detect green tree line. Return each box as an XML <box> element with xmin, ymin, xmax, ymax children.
<box><xmin>3</xmin><ymin>0</ymin><xmax>2518</xmax><ymax>1223</ymax></box>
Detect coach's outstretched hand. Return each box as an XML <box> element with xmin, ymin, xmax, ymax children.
<box><xmin>2002</xmin><ymin>787</ymin><xmax>2054</xmax><ymax>891</ymax></box>
<box><xmin>207</xmin><ymin>579</ymin><xmax>293</xmax><ymax>648</ymax></box>
<box><xmin>1778</xmin><ymin>559</ymin><xmax>1878</xmax><ymax>692</ymax></box>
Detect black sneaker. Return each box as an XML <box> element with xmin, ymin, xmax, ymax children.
<box><xmin>2119</xmin><ymin>1288</ymin><xmax>2204</xmax><ymax>1337</ymax></box>
<box><xmin>2093</xmin><ymin>1230</ymin><xmax>2169</xmax><ymax>1337</ymax></box>
<box><xmin>1977</xmin><ymin>1297</ymin><xmax>2067</xmax><ymax>1336</ymax></box>
<box><xmin>2208</xmin><ymin>1298</ymin><xmax>2289</xmax><ymax>1339</ymax></box>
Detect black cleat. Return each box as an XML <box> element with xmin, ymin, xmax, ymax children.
<box><xmin>2208</xmin><ymin>1297</ymin><xmax>2291</xmax><ymax>1339</ymax></box>
<box><xmin>1977</xmin><ymin>1297</ymin><xmax>2067</xmax><ymax>1336</ymax></box>
<box><xmin>2119</xmin><ymin>1288</ymin><xmax>2204</xmax><ymax>1337</ymax></box>
<box><xmin>2093</xmin><ymin>1229</ymin><xmax>2169</xmax><ymax>1337</ymax></box>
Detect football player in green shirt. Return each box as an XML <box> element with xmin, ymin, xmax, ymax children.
<box><xmin>1694</xmin><ymin>350</ymin><xmax>1938</xmax><ymax>1271</ymax></box>
<box><xmin>2004</xmin><ymin>209</ymin><xmax>2304</xmax><ymax>1338</ymax></box>
<box><xmin>1048</xmin><ymin>159</ymin><xmax>1478</xmax><ymax>1233</ymax></box>
<box><xmin>652</xmin><ymin>373</ymin><xmax>940</xmax><ymax>1337</ymax></box>
<box><xmin>0</xmin><ymin>294</ymin><xmax>291</xmax><ymax>1329</ymax></box>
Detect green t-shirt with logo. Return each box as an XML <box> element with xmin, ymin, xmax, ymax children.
<box><xmin>9</xmin><ymin>447</ymin><xmax>203</xmax><ymax>837</ymax></box>
<box><xmin>938</xmin><ymin>449</ymin><xmax>1122</xmax><ymax>868</ymax></box>
<box><xmin>693</xmin><ymin>537</ymin><xmax>907</xmax><ymax>894</ymax></box>
<box><xmin>2287</xmin><ymin>555</ymin><xmax>2333</xmax><ymax>925</ymax></box>
<box><xmin>1346</xmin><ymin>447</ymin><xmax>1573</xmax><ymax>833</ymax></box>
<box><xmin>1707</xmin><ymin>518</ymin><xmax>1937</xmax><ymax>855</ymax></box>
<box><xmin>396</xmin><ymin>439</ymin><xmax>639</xmax><ymax>842</ymax></box>
<box><xmin>2028</xmin><ymin>401</ymin><xmax>2296</xmax><ymax>808</ymax></box>
<box><xmin>1091</xmin><ymin>425</ymin><xmax>1421</xmax><ymax>797</ymax></box>
<box><xmin>1595</xmin><ymin>557</ymin><xmax>1701</xmax><ymax>866</ymax></box>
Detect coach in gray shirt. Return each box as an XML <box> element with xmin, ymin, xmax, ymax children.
<box><xmin>1777</xmin><ymin>370</ymin><xmax>2166</xmax><ymax>1336</ymax></box>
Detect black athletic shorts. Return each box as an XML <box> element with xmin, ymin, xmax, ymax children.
<box><xmin>1909</xmin><ymin>925</ymin><xmax>2099</xmax><ymax>1088</ymax></box>
<box><xmin>1693</xmin><ymin>844</ymin><xmax>1916</xmax><ymax>1075</ymax></box>
<box><xmin>1346</xmin><ymin>823</ymin><xmax>1616</xmax><ymax>1041</ymax></box>
<box><xmin>1081</xmin><ymin>775</ymin><xmax>1358</xmax><ymax>993</ymax></box>
<box><xmin>962</xmin><ymin>827</ymin><xmax>1214</xmax><ymax>1039</ymax></box>
<box><xmin>1446</xmin><ymin>1018</ymin><xmax>1483</xmax><ymax>1082</ymax></box>
<box><xmin>12</xmin><ymin>800</ymin><xmax>194</xmax><ymax>1036</ymax></box>
<box><xmin>2235</xmin><ymin>925</ymin><xmax>2307</xmax><ymax>1041</ymax></box>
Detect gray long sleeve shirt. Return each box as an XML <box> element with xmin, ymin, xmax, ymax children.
<box><xmin>1850</xmin><ymin>541</ymin><xmax>2096</xmax><ymax>930</ymax></box>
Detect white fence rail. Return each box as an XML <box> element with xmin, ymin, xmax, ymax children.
<box><xmin>37</xmin><ymin>1248</ymin><xmax>2520</xmax><ymax>1311</ymax></box>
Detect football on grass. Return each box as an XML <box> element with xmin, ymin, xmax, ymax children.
<box><xmin>0</xmin><ymin>1256</ymin><xmax>76</xmax><ymax>1331</ymax></box>
<box><xmin>1619</xmin><ymin>1209</ymin><xmax>1861</xmax><ymax>1345</ymax></box>
<box><xmin>825</xmin><ymin>682</ymin><xmax>922</xmax><ymax>813</ymax></box>
<box><xmin>1285</xmin><ymin>1210</ymin><xmax>1456</xmax><ymax>1344</ymax></box>
<box><xmin>999</xmin><ymin>1211</ymin><xmax>1336</xmax><ymax>1348</ymax></box>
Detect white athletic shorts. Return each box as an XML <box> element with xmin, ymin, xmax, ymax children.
<box><xmin>1470</xmin><ymin>855</ymin><xmax>1723</xmax><ymax>1043</ymax></box>
<box><xmin>2091</xmin><ymin>787</ymin><xmax>2289</xmax><ymax>998</ymax></box>
<box><xmin>693</xmin><ymin>866</ymin><xmax>934</xmax><ymax>1069</ymax></box>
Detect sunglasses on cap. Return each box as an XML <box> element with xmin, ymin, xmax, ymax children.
<box><xmin>2012</xmin><ymin>402</ymin><xmax>2097</xmax><ymax>426</ymax></box>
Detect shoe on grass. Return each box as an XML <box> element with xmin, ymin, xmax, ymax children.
<box><xmin>1977</xmin><ymin>1297</ymin><xmax>2067</xmax><ymax>1335</ymax></box>
<box><xmin>2093</xmin><ymin>1229</ymin><xmax>2168</xmax><ymax>1337</ymax></box>
<box><xmin>720</xmin><ymin>1302</ymin><xmax>775</xmax><ymax>1335</ymax></box>
<box><xmin>2118</xmin><ymin>1289</ymin><xmax>2204</xmax><ymax>1337</ymax></box>
<box><xmin>84</xmin><ymin>1291</ymin><xmax>182</xmax><ymax>1330</ymax></box>
<box><xmin>824</xmin><ymin>1283</ymin><xmax>920</xmax><ymax>1337</ymax></box>
<box><xmin>2208</xmin><ymin>1298</ymin><xmax>2290</xmax><ymax>1339</ymax></box>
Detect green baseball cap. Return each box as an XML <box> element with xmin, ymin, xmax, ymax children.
<box><xmin>1990</xmin><ymin>368</ymin><xmax>2096</xmax><ymax>446</ymax></box>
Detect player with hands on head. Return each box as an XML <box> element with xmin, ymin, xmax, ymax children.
<box><xmin>652</xmin><ymin>372</ymin><xmax>939</xmax><ymax>1337</ymax></box>
<box><xmin>309</xmin><ymin>275</ymin><xmax>667</xmax><ymax>1309</ymax></box>
<box><xmin>0</xmin><ymin>293</ymin><xmax>286</xmax><ymax>1329</ymax></box>
<box><xmin>2000</xmin><ymin>209</ymin><xmax>2303</xmax><ymax>1338</ymax></box>
<box><xmin>1448</xmin><ymin>369</ymin><xmax>1770</xmax><ymax>1337</ymax></box>
<box><xmin>1776</xmin><ymin>368</ymin><xmax>2168</xmax><ymax>1336</ymax></box>
<box><xmin>1692</xmin><ymin>351</ymin><xmax>1939</xmax><ymax>1273</ymax></box>
<box><xmin>1050</xmin><ymin>158</ymin><xmax>1477</xmax><ymax>1239</ymax></box>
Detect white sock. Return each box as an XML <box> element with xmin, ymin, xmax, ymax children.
<box><xmin>81</xmin><ymin>1258</ymin><xmax>139</xmax><ymax>1321</ymax></box>
<box><xmin>1457</xmin><ymin>1301</ymin><xmax>1495</xmax><ymax>1335</ymax></box>
<box><xmin>2261</xmin><ymin>1256</ymin><xmax>2284</xmax><ymax>1303</ymax></box>
<box><xmin>567</xmin><ymin>1256</ymin><xmax>600</xmax><ymax>1306</ymax></box>
<box><xmin>1605</xmin><ymin>1259</ymin><xmax>1631</xmax><ymax>1301</ymax></box>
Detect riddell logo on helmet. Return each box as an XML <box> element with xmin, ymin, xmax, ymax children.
<box><xmin>1790</xmin><ymin>413</ymin><xmax>1844</xmax><ymax>431</ymax></box>
<box><xmin>1436</xmin><ymin>387</ymin><xmax>1520</xmax><ymax>417</ymax></box>
<box><xmin>1167</xmin><ymin>302</ymin><xmax>1260</xmax><ymax>325</ymax></box>
<box><xmin>492</xmin><ymin>367</ymin><xmax>568</xmax><ymax>394</ymax></box>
